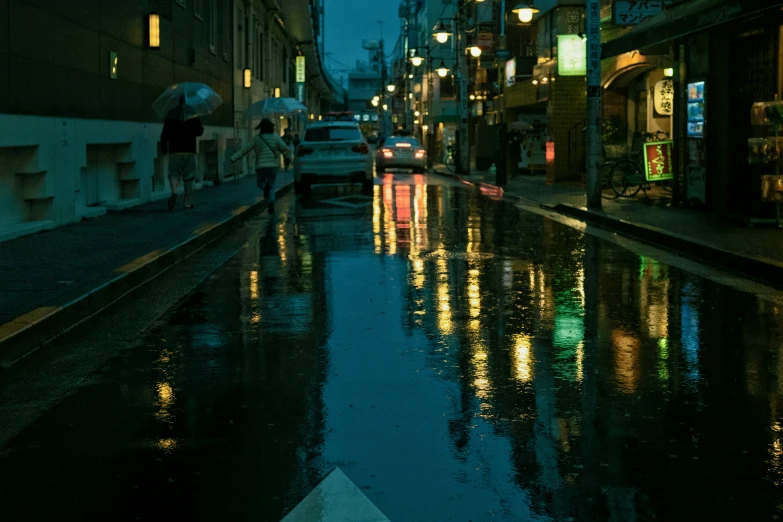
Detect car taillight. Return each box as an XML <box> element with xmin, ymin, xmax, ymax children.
<box><xmin>351</xmin><ymin>143</ymin><xmax>369</xmax><ymax>154</ymax></box>
<box><xmin>298</xmin><ymin>146</ymin><xmax>314</xmax><ymax>157</ymax></box>
<box><xmin>415</xmin><ymin>150</ymin><xmax>426</xmax><ymax>157</ymax></box>
<box><xmin>382</xmin><ymin>148</ymin><xmax>393</xmax><ymax>158</ymax></box>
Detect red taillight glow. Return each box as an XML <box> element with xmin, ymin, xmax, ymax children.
<box><xmin>351</xmin><ymin>143</ymin><xmax>369</xmax><ymax>154</ymax></box>
<box><xmin>298</xmin><ymin>147</ymin><xmax>314</xmax><ymax>157</ymax></box>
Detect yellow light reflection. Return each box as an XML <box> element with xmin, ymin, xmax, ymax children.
<box><xmin>513</xmin><ymin>334</ymin><xmax>533</xmax><ymax>383</ymax></box>
<box><xmin>472</xmin><ymin>347</ymin><xmax>490</xmax><ymax>399</ymax></box>
<box><xmin>576</xmin><ymin>340</ymin><xmax>584</xmax><ymax>382</ymax></box>
<box><xmin>437</xmin><ymin>280</ymin><xmax>453</xmax><ymax>334</ymax></box>
<box><xmin>277</xmin><ymin>223</ymin><xmax>287</xmax><ymax>265</ymax></box>
<box><xmin>467</xmin><ymin>263</ymin><xmax>481</xmax><ymax>319</ymax></box>
<box><xmin>612</xmin><ymin>330</ymin><xmax>640</xmax><ymax>394</ymax></box>
<box><xmin>157</xmin><ymin>438</ymin><xmax>178</xmax><ymax>451</ymax></box>
<box><xmin>250</xmin><ymin>270</ymin><xmax>259</xmax><ymax>300</ymax></box>
<box><xmin>155</xmin><ymin>382</ymin><xmax>175</xmax><ymax>423</ymax></box>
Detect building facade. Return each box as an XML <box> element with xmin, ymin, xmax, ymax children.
<box><xmin>0</xmin><ymin>0</ymin><xmax>342</xmax><ymax>242</ymax></box>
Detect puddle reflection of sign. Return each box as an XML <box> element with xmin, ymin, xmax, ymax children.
<box><xmin>643</xmin><ymin>141</ymin><xmax>674</xmax><ymax>181</ymax></box>
<box><xmin>613</xmin><ymin>0</ymin><xmax>663</xmax><ymax>25</ymax></box>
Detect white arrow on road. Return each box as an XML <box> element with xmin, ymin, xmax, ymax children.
<box><xmin>280</xmin><ymin>467</ymin><xmax>391</xmax><ymax>522</ymax></box>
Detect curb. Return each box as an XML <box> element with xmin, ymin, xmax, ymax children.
<box><xmin>0</xmin><ymin>181</ymin><xmax>293</xmax><ymax>368</ymax></box>
<box><xmin>552</xmin><ymin>203</ymin><xmax>783</xmax><ymax>287</ymax></box>
<box><xmin>431</xmin><ymin>169</ymin><xmax>783</xmax><ymax>288</ymax></box>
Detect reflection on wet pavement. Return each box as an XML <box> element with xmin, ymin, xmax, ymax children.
<box><xmin>1</xmin><ymin>174</ymin><xmax>783</xmax><ymax>521</ymax></box>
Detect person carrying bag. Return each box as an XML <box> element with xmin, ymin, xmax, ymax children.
<box><xmin>231</xmin><ymin>118</ymin><xmax>291</xmax><ymax>213</ymax></box>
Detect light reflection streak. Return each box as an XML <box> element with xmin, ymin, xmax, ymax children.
<box><xmin>612</xmin><ymin>330</ymin><xmax>640</xmax><ymax>394</ymax></box>
<box><xmin>250</xmin><ymin>270</ymin><xmax>259</xmax><ymax>300</ymax></box>
<box><xmin>513</xmin><ymin>334</ymin><xmax>533</xmax><ymax>383</ymax></box>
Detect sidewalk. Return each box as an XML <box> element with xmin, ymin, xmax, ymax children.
<box><xmin>0</xmin><ymin>171</ymin><xmax>292</xmax><ymax>366</ymax></box>
<box><xmin>434</xmin><ymin>165</ymin><xmax>783</xmax><ymax>286</ymax></box>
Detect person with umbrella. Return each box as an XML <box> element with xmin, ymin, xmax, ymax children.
<box><xmin>160</xmin><ymin>96</ymin><xmax>204</xmax><ymax>210</ymax></box>
<box><xmin>282</xmin><ymin>128</ymin><xmax>294</xmax><ymax>170</ymax></box>
<box><xmin>153</xmin><ymin>83</ymin><xmax>223</xmax><ymax>210</ymax></box>
<box><xmin>231</xmin><ymin>118</ymin><xmax>290</xmax><ymax>213</ymax></box>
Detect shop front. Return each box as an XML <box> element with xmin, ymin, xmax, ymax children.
<box><xmin>603</xmin><ymin>0</ymin><xmax>783</xmax><ymax>224</ymax></box>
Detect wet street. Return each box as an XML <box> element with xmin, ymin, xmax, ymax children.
<box><xmin>2</xmin><ymin>173</ymin><xmax>783</xmax><ymax>521</ymax></box>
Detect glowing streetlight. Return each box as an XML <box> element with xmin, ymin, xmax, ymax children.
<box><xmin>469</xmin><ymin>46</ymin><xmax>482</xmax><ymax>58</ymax></box>
<box><xmin>433</xmin><ymin>23</ymin><xmax>451</xmax><ymax>44</ymax></box>
<box><xmin>372</xmin><ymin>98</ymin><xmax>379</xmax><ymax>107</ymax></box>
<box><xmin>512</xmin><ymin>2</ymin><xmax>539</xmax><ymax>23</ymax></box>
<box><xmin>436</xmin><ymin>60</ymin><xmax>449</xmax><ymax>78</ymax></box>
<box><xmin>387</xmin><ymin>83</ymin><xmax>396</xmax><ymax>93</ymax></box>
<box><xmin>382</xmin><ymin>104</ymin><xmax>389</xmax><ymax>111</ymax></box>
<box><xmin>410</xmin><ymin>55</ymin><xmax>424</xmax><ymax>67</ymax></box>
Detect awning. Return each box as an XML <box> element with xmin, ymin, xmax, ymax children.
<box><xmin>603</xmin><ymin>0</ymin><xmax>783</xmax><ymax>58</ymax></box>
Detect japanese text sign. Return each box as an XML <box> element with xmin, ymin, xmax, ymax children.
<box><xmin>643</xmin><ymin>141</ymin><xmax>674</xmax><ymax>181</ymax></box>
<box><xmin>613</xmin><ymin>1</ymin><xmax>663</xmax><ymax>26</ymax></box>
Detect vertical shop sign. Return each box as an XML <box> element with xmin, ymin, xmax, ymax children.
<box><xmin>643</xmin><ymin>141</ymin><xmax>674</xmax><ymax>181</ymax></box>
<box><xmin>295</xmin><ymin>56</ymin><xmax>306</xmax><ymax>103</ymax></box>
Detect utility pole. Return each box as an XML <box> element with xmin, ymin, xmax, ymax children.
<box><xmin>585</xmin><ymin>0</ymin><xmax>602</xmax><ymax>209</ymax></box>
<box><xmin>495</xmin><ymin>0</ymin><xmax>508</xmax><ymax>186</ymax></box>
<box><xmin>455</xmin><ymin>1</ymin><xmax>469</xmax><ymax>175</ymax></box>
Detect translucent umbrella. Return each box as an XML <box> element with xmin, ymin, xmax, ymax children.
<box><xmin>153</xmin><ymin>82</ymin><xmax>223</xmax><ymax>120</ymax></box>
<box><xmin>246</xmin><ymin>97</ymin><xmax>307</xmax><ymax>119</ymax></box>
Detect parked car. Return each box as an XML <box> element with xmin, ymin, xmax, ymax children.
<box><xmin>293</xmin><ymin>113</ymin><xmax>374</xmax><ymax>193</ymax></box>
<box><xmin>375</xmin><ymin>136</ymin><xmax>427</xmax><ymax>173</ymax></box>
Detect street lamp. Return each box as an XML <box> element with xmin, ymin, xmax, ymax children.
<box><xmin>436</xmin><ymin>60</ymin><xmax>450</xmax><ymax>77</ymax></box>
<box><xmin>512</xmin><ymin>1</ymin><xmax>539</xmax><ymax>23</ymax></box>
<box><xmin>468</xmin><ymin>46</ymin><xmax>482</xmax><ymax>58</ymax></box>
<box><xmin>433</xmin><ymin>22</ymin><xmax>451</xmax><ymax>44</ymax></box>
<box><xmin>383</xmin><ymin>104</ymin><xmax>389</xmax><ymax>111</ymax></box>
<box><xmin>410</xmin><ymin>55</ymin><xmax>424</xmax><ymax>67</ymax></box>
<box><xmin>372</xmin><ymin>98</ymin><xmax>379</xmax><ymax>107</ymax></box>
<box><xmin>387</xmin><ymin>83</ymin><xmax>396</xmax><ymax>93</ymax></box>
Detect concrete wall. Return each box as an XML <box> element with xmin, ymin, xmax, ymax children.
<box><xmin>0</xmin><ymin>113</ymin><xmax>232</xmax><ymax>241</ymax></box>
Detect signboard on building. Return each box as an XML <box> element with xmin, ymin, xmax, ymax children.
<box><xmin>476</xmin><ymin>32</ymin><xmax>494</xmax><ymax>52</ymax></box>
<box><xmin>505</xmin><ymin>58</ymin><xmax>516</xmax><ymax>87</ymax></box>
<box><xmin>296</xmin><ymin>56</ymin><xmax>306</xmax><ymax>103</ymax></box>
<box><xmin>613</xmin><ymin>1</ymin><xmax>663</xmax><ymax>26</ymax></box>
<box><xmin>558</xmin><ymin>35</ymin><xmax>587</xmax><ymax>76</ymax></box>
<box><xmin>643</xmin><ymin>141</ymin><xmax>674</xmax><ymax>181</ymax></box>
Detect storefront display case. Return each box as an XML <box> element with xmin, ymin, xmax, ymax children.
<box><xmin>746</xmin><ymin>101</ymin><xmax>783</xmax><ymax>227</ymax></box>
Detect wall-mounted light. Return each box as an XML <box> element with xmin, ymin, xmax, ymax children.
<box><xmin>436</xmin><ymin>60</ymin><xmax>449</xmax><ymax>77</ymax></box>
<box><xmin>541</xmin><ymin>76</ymin><xmax>549</xmax><ymax>84</ymax></box>
<box><xmin>512</xmin><ymin>2</ymin><xmax>539</xmax><ymax>23</ymax></box>
<box><xmin>148</xmin><ymin>13</ymin><xmax>160</xmax><ymax>48</ymax></box>
<box><xmin>318</xmin><ymin>115</ymin><xmax>322</xmax><ymax>120</ymax></box>
<box><xmin>410</xmin><ymin>55</ymin><xmax>424</xmax><ymax>67</ymax></box>
<box><xmin>243</xmin><ymin>68</ymin><xmax>252</xmax><ymax>88</ymax></box>
<box><xmin>274</xmin><ymin>87</ymin><xmax>281</xmax><ymax>98</ymax></box>
<box><xmin>532</xmin><ymin>79</ymin><xmax>539</xmax><ymax>85</ymax></box>
<box><xmin>387</xmin><ymin>84</ymin><xmax>396</xmax><ymax>93</ymax></box>
<box><xmin>408</xmin><ymin>74</ymin><xmax>414</xmax><ymax>79</ymax></box>
<box><xmin>109</xmin><ymin>51</ymin><xmax>118</xmax><ymax>79</ymax></box>
<box><xmin>383</xmin><ymin>103</ymin><xmax>389</xmax><ymax>110</ymax></box>
<box><xmin>309</xmin><ymin>113</ymin><xmax>315</xmax><ymax>120</ymax></box>
<box><xmin>422</xmin><ymin>124</ymin><xmax>429</xmax><ymax>133</ymax></box>
<box><xmin>469</xmin><ymin>46</ymin><xmax>482</xmax><ymax>58</ymax></box>
<box><xmin>414</xmin><ymin>110</ymin><xmax>420</xmax><ymax>116</ymax></box>
<box><xmin>372</xmin><ymin>98</ymin><xmax>379</xmax><ymax>107</ymax></box>
<box><xmin>664</xmin><ymin>67</ymin><xmax>674</xmax><ymax>78</ymax></box>
<box><xmin>408</xmin><ymin>93</ymin><xmax>413</xmax><ymax>99</ymax></box>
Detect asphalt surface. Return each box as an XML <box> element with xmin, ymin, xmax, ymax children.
<box><xmin>1</xmin><ymin>173</ymin><xmax>783</xmax><ymax>521</ymax></box>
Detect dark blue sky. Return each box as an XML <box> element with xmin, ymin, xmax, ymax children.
<box><xmin>324</xmin><ymin>0</ymin><xmax>401</xmax><ymax>81</ymax></box>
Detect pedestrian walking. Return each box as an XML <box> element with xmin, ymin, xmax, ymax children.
<box><xmin>231</xmin><ymin>118</ymin><xmax>290</xmax><ymax>213</ymax></box>
<box><xmin>160</xmin><ymin>97</ymin><xmax>204</xmax><ymax>210</ymax></box>
<box><xmin>282</xmin><ymin>128</ymin><xmax>294</xmax><ymax>170</ymax></box>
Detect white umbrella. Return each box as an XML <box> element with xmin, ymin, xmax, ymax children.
<box><xmin>246</xmin><ymin>97</ymin><xmax>307</xmax><ymax>119</ymax></box>
<box><xmin>153</xmin><ymin>82</ymin><xmax>223</xmax><ymax>120</ymax></box>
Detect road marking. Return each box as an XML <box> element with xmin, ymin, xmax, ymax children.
<box><xmin>113</xmin><ymin>249</ymin><xmax>168</xmax><ymax>273</ymax></box>
<box><xmin>281</xmin><ymin>467</ymin><xmax>390</xmax><ymax>522</ymax></box>
<box><xmin>321</xmin><ymin>195</ymin><xmax>374</xmax><ymax>209</ymax></box>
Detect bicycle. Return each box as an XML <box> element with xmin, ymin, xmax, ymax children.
<box><xmin>608</xmin><ymin>131</ymin><xmax>671</xmax><ymax>198</ymax></box>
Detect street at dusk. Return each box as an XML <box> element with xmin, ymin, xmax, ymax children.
<box><xmin>2</xmin><ymin>176</ymin><xmax>783</xmax><ymax>521</ymax></box>
<box><xmin>3</xmin><ymin>0</ymin><xmax>783</xmax><ymax>521</ymax></box>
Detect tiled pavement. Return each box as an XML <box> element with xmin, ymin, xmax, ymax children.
<box><xmin>0</xmin><ymin>171</ymin><xmax>292</xmax><ymax>325</ymax></box>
